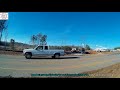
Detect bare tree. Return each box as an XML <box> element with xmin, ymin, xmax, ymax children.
<box><xmin>41</xmin><ymin>35</ymin><xmax>47</xmax><ymax>45</ymax></box>
<box><xmin>37</xmin><ymin>33</ymin><xmax>42</xmax><ymax>45</ymax></box>
<box><xmin>0</xmin><ymin>20</ymin><xmax>7</xmax><ymax>43</ymax></box>
<box><xmin>4</xmin><ymin>27</ymin><xmax>8</xmax><ymax>50</ymax></box>
<box><xmin>31</xmin><ymin>33</ymin><xmax>47</xmax><ymax>46</ymax></box>
<box><xmin>31</xmin><ymin>35</ymin><xmax>37</xmax><ymax>45</ymax></box>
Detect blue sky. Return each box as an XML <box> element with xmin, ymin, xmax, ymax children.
<box><xmin>3</xmin><ymin>12</ymin><xmax>120</xmax><ymax>49</ymax></box>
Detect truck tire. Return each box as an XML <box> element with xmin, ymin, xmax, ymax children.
<box><xmin>54</xmin><ymin>53</ymin><xmax>60</xmax><ymax>59</ymax></box>
<box><xmin>25</xmin><ymin>53</ymin><xmax>32</xmax><ymax>59</ymax></box>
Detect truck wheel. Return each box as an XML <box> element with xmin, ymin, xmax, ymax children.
<box><xmin>54</xmin><ymin>53</ymin><xmax>60</xmax><ymax>59</ymax></box>
<box><xmin>25</xmin><ymin>53</ymin><xmax>32</xmax><ymax>59</ymax></box>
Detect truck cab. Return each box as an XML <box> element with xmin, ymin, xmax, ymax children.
<box><xmin>34</xmin><ymin>45</ymin><xmax>49</xmax><ymax>50</ymax></box>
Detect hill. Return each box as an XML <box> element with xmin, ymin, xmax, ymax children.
<box><xmin>0</xmin><ymin>41</ymin><xmax>33</xmax><ymax>51</ymax></box>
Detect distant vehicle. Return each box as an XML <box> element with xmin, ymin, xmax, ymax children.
<box><xmin>23</xmin><ymin>45</ymin><xmax>65</xmax><ymax>59</ymax></box>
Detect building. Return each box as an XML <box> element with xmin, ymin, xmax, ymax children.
<box><xmin>94</xmin><ymin>47</ymin><xmax>108</xmax><ymax>52</ymax></box>
<box><xmin>71</xmin><ymin>48</ymin><xmax>76</xmax><ymax>51</ymax></box>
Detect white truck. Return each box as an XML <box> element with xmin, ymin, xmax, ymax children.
<box><xmin>23</xmin><ymin>45</ymin><xmax>65</xmax><ymax>59</ymax></box>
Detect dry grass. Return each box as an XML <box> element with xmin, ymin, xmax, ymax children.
<box><xmin>0</xmin><ymin>51</ymin><xmax>22</xmax><ymax>56</ymax></box>
<box><xmin>87</xmin><ymin>50</ymin><xmax>98</xmax><ymax>54</ymax></box>
<box><xmin>81</xmin><ymin>63</ymin><xmax>120</xmax><ymax>78</ymax></box>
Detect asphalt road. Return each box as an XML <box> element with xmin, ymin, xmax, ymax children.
<box><xmin>0</xmin><ymin>53</ymin><xmax>120</xmax><ymax>77</ymax></box>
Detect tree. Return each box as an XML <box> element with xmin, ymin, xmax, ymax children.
<box><xmin>0</xmin><ymin>20</ymin><xmax>8</xmax><ymax>44</ymax></box>
<box><xmin>37</xmin><ymin>34</ymin><xmax>47</xmax><ymax>45</ymax></box>
<box><xmin>10</xmin><ymin>39</ymin><xmax>15</xmax><ymax>51</ymax></box>
<box><xmin>31</xmin><ymin>33</ymin><xmax>47</xmax><ymax>46</ymax></box>
<box><xmin>31</xmin><ymin>35</ymin><xmax>37</xmax><ymax>45</ymax></box>
<box><xmin>85</xmin><ymin>45</ymin><xmax>91</xmax><ymax>50</ymax></box>
<box><xmin>4</xmin><ymin>27</ymin><xmax>8</xmax><ymax>50</ymax></box>
<box><xmin>114</xmin><ymin>47</ymin><xmax>120</xmax><ymax>50</ymax></box>
<box><xmin>41</xmin><ymin>35</ymin><xmax>47</xmax><ymax>45</ymax></box>
<box><xmin>37</xmin><ymin>33</ymin><xmax>42</xmax><ymax>45</ymax></box>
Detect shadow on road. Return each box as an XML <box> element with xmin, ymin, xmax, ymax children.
<box><xmin>30</xmin><ymin>56</ymin><xmax>80</xmax><ymax>60</ymax></box>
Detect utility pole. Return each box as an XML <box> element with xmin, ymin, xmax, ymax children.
<box><xmin>80</xmin><ymin>35</ymin><xmax>86</xmax><ymax>54</ymax></box>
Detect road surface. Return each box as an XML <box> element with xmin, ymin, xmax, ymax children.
<box><xmin>0</xmin><ymin>53</ymin><xmax>120</xmax><ymax>77</ymax></box>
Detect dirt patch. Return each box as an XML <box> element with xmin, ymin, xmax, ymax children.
<box><xmin>81</xmin><ymin>63</ymin><xmax>120</xmax><ymax>78</ymax></box>
<box><xmin>87</xmin><ymin>50</ymin><xmax>98</xmax><ymax>54</ymax></box>
<box><xmin>0</xmin><ymin>51</ymin><xmax>22</xmax><ymax>56</ymax></box>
